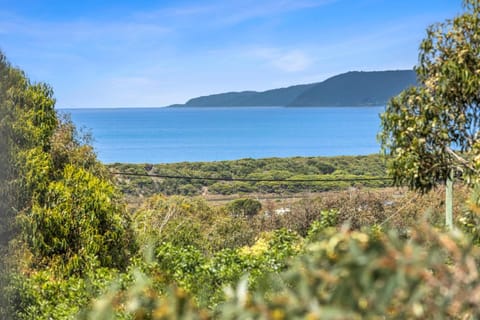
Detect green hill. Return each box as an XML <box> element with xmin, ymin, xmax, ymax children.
<box><xmin>289</xmin><ymin>70</ymin><xmax>417</xmax><ymax>106</ymax></box>
<box><xmin>184</xmin><ymin>83</ymin><xmax>315</xmax><ymax>107</ymax></box>
<box><xmin>172</xmin><ymin>70</ymin><xmax>417</xmax><ymax>107</ymax></box>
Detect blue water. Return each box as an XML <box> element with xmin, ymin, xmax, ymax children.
<box><xmin>62</xmin><ymin>106</ymin><xmax>384</xmax><ymax>164</ymax></box>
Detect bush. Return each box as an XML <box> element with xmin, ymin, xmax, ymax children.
<box><xmin>219</xmin><ymin>225</ymin><xmax>480</xmax><ymax>319</ymax></box>
<box><xmin>226</xmin><ymin>198</ymin><xmax>262</xmax><ymax>217</ymax></box>
<box><xmin>9</xmin><ymin>267</ymin><xmax>119</xmax><ymax>320</ymax></box>
<box><xmin>82</xmin><ymin>224</ymin><xmax>480</xmax><ymax>319</ymax></box>
<box><xmin>20</xmin><ymin>164</ymin><xmax>134</xmax><ymax>276</ymax></box>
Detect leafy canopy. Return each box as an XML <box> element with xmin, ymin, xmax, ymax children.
<box><xmin>380</xmin><ymin>0</ymin><xmax>480</xmax><ymax>192</ymax></box>
<box><xmin>0</xmin><ymin>50</ymin><xmax>134</xmax><ymax>277</ymax></box>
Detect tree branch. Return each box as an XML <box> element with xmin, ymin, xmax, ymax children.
<box><xmin>445</xmin><ymin>146</ymin><xmax>477</xmax><ymax>173</ymax></box>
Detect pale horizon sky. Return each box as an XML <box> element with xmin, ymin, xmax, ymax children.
<box><xmin>0</xmin><ymin>0</ymin><xmax>464</xmax><ymax>108</ymax></box>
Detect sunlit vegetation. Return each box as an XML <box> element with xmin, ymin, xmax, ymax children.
<box><xmin>109</xmin><ymin>154</ymin><xmax>389</xmax><ymax>198</ymax></box>
<box><xmin>0</xmin><ymin>50</ymin><xmax>135</xmax><ymax>318</ymax></box>
<box><xmin>4</xmin><ymin>1</ymin><xmax>480</xmax><ymax>318</ymax></box>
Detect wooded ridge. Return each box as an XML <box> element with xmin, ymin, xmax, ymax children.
<box><xmin>169</xmin><ymin>70</ymin><xmax>417</xmax><ymax>107</ymax></box>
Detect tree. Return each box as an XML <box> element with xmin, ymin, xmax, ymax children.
<box><xmin>0</xmin><ymin>51</ymin><xmax>140</xmax><ymax>318</ymax></box>
<box><xmin>0</xmin><ymin>52</ymin><xmax>138</xmax><ymax>320</ymax></box>
<box><xmin>0</xmin><ymin>50</ymin><xmax>61</xmax><ymax>318</ymax></box>
<box><xmin>380</xmin><ymin>0</ymin><xmax>480</xmax><ymax>193</ymax></box>
<box><xmin>22</xmin><ymin>164</ymin><xmax>133</xmax><ymax>275</ymax></box>
<box><xmin>227</xmin><ymin>198</ymin><xmax>262</xmax><ymax>218</ymax></box>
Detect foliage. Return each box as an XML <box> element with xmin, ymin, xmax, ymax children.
<box><xmin>82</xmin><ymin>223</ymin><xmax>480</xmax><ymax>320</ymax></box>
<box><xmin>20</xmin><ymin>164</ymin><xmax>134</xmax><ymax>275</ymax></box>
<box><xmin>0</xmin><ymin>52</ymin><xmax>57</xmax><ymax>250</ymax></box>
<box><xmin>0</xmin><ymin>50</ymin><xmax>61</xmax><ymax>317</ymax></box>
<box><xmin>80</xmin><ymin>270</ymin><xmax>208</xmax><ymax>320</ymax></box>
<box><xmin>226</xmin><ymin>198</ymin><xmax>262</xmax><ymax>217</ymax></box>
<box><xmin>306</xmin><ymin>209</ymin><xmax>339</xmax><ymax>242</ymax></box>
<box><xmin>219</xmin><ymin>225</ymin><xmax>480</xmax><ymax>319</ymax></box>
<box><xmin>109</xmin><ymin>154</ymin><xmax>388</xmax><ymax>197</ymax></box>
<box><xmin>133</xmin><ymin>195</ymin><xmax>229</xmax><ymax>253</ymax></box>
<box><xmin>8</xmin><ymin>7</ymin><xmax>480</xmax><ymax>316</ymax></box>
<box><xmin>49</xmin><ymin>113</ymin><xmax>100</xmax><ymax>174</ymax></box>
<box><xmin>132</xmin><ymin>196</ymin><xmax>303</xmax><ymax>307</ymax></box>
<box><xmin>8</xmin><ymin>267</ymin><xmax>119</xmax><ymax>320</ymax></box>
<box><xmin>380</xmin><ymin>0</ymin><xmax>480</xmax><ymax>192</ymax></box>
<box><xmin>0</xmin><ymin>51</ymin><xmax>134</xmax><ymax>317</ymax></box>
<box><xmin>459</xmin><ymin>183</ymin><xmax>480</xmax><ymax>245</ymax></box>
<box><xmin>82</xmin><ymin>227</ymin><xmax>303</xmax><ymax>317</ymax></box>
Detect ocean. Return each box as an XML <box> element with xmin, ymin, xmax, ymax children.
<box><xmin>62</xmin><ymin>106</ymin><xmax>385</xmax><ymax>164</ymax></box>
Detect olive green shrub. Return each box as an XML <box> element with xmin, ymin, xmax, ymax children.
<box><xmin>133</xmin><ymin>195</ymin><xmax>258</xmax><ymax>253</ymax></box>
<box><xmin>83</xmin><ymin>223</ymin><xmax>480</xmax><ymax>319</ymax></box>
<box><xmin>219</xmin><ymin>226</ymin><xmax>480</xmax><ymax>319</ymax></box>
<box><xmin>21</xmin><ymin>164</ymin><xmax>133</xmax><ymax>275</ymax></box>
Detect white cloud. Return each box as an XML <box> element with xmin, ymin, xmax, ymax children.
<box><xmin>249</xmin><ymin>48</ymin><xmax>313</xmax><ymax>72</ymax></box>
<box><xmin>272</xmin><ymin>50</ymin><xmax>312</xmax><ymax>72</ymax></box>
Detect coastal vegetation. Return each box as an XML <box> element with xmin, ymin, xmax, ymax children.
<box><xmin>3</xmin><ymin>1</ymin><xmax>480</xmax><ymax>319</ymax></box>
<box><xmin>108</xmin><ymin>154</ymin><xmax>389</xmax><ymax>198</ymax></box>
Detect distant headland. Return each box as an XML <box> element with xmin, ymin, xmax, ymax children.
<box><xmin>168</xmin><ymin>70</ymin><xmax>417</xmax><ymax>108</ymax></box>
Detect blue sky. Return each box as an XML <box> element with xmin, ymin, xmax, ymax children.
<box><xmin>0</xmin><ymin>0</ymin><xmax>463</xmax><ymax>108</ymax></box>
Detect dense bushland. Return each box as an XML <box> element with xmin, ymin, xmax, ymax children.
<box><xmin>108</xmin><ymin>154</ymin><xmax>389</xmax><ymax>197</ymax></box>
<box><xmin>81</xmin><ymin>213</ymin><xmax>480</xmax><ymax>319</ymax></box>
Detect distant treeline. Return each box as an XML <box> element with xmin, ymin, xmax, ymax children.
<box><xmin>108</xmin><ymin>154</ymin><xmax>390</xmax><ymax>196</ymax></box>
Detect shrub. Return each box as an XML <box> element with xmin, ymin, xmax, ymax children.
<box><xmin>20</xmin><ymin>164</ymin><xmax>134</xmax><ymax>275</ymax></box>
<box><xmin>219</xmin><ymin>225</ymin><xmax>480</xmax><ymax>319</ymax></box>
<box><xmin>226</xmin><ymin>198</ymin><xmax>262</xmax><ymax>217</ymax></box>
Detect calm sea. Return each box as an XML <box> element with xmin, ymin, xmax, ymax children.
<box><xmin>62</xmin><ymin>106</ymin><xmax>385</xmax><ymax>164</ymax></box>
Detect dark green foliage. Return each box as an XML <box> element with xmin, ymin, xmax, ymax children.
<box><xmin>109</xmin><ymin>154</ymin><xmax>388</xmax><ymax>197</ymax></box>
<box><xmin>174</xmin><ymin>70</ymin><xmax>416</xmax><ymax>107</ymax></box>
<box><xmin>226</xmin><ymin>198</ymin><xmax>262</xmax><ymax>217</ymax></box>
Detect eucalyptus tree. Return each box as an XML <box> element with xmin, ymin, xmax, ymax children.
<box><xmin>380</xmin><ymin>0</ymin><xmax>480</xmax><ymax>192</ymax></box>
